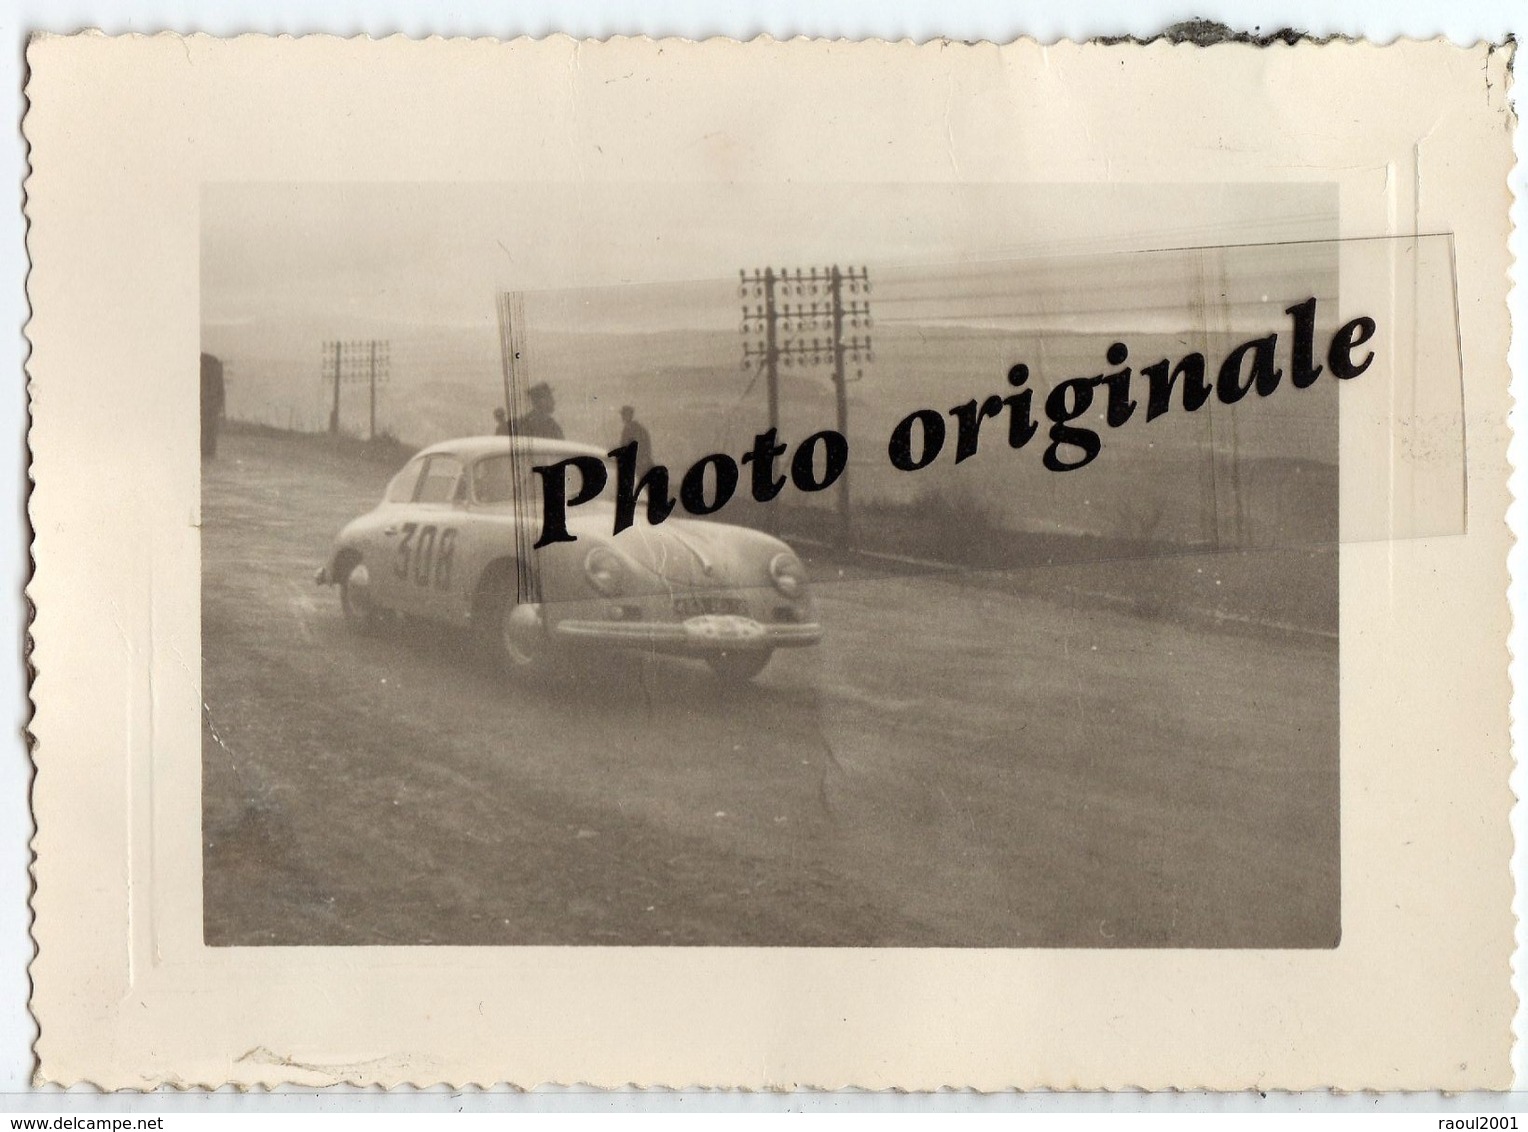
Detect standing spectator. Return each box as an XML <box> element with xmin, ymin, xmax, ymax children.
<box><xmin>511</xmin><ymin>382</ymin><xmax>564</xmax><ymax>440</ymax></box>
<box><xmin>492</xmin><ymin>407</ymin><xmax>510</xmax><ymax>436</ymax></box>
<box><xmin>618</xmin><ymin>405</ymin><xmax>654</xmax><ymax>478</ymax></box>
<box><xmin>200</xmin><ymin>352</ymin><xmax>225</xmax><ymax>459</ymax></box>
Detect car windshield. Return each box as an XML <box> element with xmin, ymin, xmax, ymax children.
<box><xmin>384</xmin><ymin>459</ymin><xmax>424</xmax><ymax>503</ymax></box>
<box><xmin>471</xmin><ymin>451</ymin><xmax>615</xmax><ymax>506</ymax></box>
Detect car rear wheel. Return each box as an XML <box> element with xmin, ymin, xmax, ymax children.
<box><xmin>707</xmin><ymin>649</ymin><xmax>772</xmax><ymax>684</ymax></box>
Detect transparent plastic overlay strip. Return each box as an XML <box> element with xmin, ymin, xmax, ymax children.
<box><xmin>446</xmin><ymin>236</ymin><xmax>1454</xmax><ymax>603</ymax></box>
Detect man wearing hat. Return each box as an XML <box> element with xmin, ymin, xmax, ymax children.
<box><xmin>511</xmin><ymin>382</ymin><xmax>564</xmax><ymax>440</ymax></box>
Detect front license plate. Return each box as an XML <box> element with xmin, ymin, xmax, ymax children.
<box><xmin>674</xmin><ymin>594</ymin><xmax>747</xmax><ymax>617</ymax></box>
<box><xmin>683</xmin><ymin>614</ymin><xmax>767</xmax><ymax>643</ymax></box>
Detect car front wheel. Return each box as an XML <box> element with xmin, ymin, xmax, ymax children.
<box><xmin>475</xmin><ymin>589</ymin><xmax>549</xmax><ymax>674</ymax></box>
<box><xmin>340</xmin><ymin>563</ymin><xmax>383</xmax><ymax>632</ymax></box>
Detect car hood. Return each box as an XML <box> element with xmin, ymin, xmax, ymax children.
<box><xmin>571</xmin><ymin>510</ymin><xmax>785</xmax><ymax>593</ymax></box>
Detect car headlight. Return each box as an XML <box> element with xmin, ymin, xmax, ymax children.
<box><xmin>583</xmin><ymin>546</ymin><xmax>626</xmax><ymax>596</ymax></box>
<box><xmin>768</xmin><ymin>552</ymin><xmax>806</xmax><ymax>598</ymax></box>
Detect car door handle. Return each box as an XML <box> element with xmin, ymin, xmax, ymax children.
<box><xmin>383</xmin><ymin>526</ymin><xmax>398</xmax><ymax>536</ymax></box>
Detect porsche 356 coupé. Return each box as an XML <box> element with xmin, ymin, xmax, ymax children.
<box><xmin>316</xmin><ymin>437</ymin><xmax>823</xmax><ymax>682</ymax></box>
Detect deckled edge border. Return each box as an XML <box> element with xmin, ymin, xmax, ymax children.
<box><xmin>16</xmin><ymin>27</ymin><xmax>1522</xmax><ymax>1096</ymax></box>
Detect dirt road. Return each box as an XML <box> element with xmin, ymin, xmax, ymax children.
<box><xmin>203</xmin><ymin>428</ymin><xmax>1339</xmax><ymax>947</ymax></box>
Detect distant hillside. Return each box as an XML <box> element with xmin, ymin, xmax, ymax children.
<box><xmin>205</xmin><ymin>313</ymin><xmax>1341</xmax><ymax>548</ymax></box>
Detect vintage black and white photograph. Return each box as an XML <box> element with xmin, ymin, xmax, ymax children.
<box><xmin>199</xmin><ymin>182</ymin><xmax>1354</xmax><ymax>948</ymax></box>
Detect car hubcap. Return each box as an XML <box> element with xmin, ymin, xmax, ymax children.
<box><xmin>344</xmin><ymin>564</ymin><xmax>372</xmax><ymax>618</ymax></box>
<box><xmin>500</xmin><ymin>601</ymin><xmax>544</xmax><ymax>665</ymax></box>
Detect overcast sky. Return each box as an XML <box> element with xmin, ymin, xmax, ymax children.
<box><xmin>202</xmin><ymin>182</ymin><xmax>1339</xmax><ymax>333</ymax></box>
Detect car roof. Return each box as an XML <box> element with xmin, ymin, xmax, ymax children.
<box><xmin>412</xmin><ymin>436</ymin><xmax>608</xmax><ymax>462</ymax></box>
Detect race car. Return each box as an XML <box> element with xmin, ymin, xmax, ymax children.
<box><xmin>316</xmin><ymin>436</ymin><xmax>823</xmax><ymax>682</ymax></box>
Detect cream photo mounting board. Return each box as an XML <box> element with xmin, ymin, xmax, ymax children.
<box><xmin>23</xmin><ymin>34</ymin><xmax>1517</xmax><ymax>1089</ymax></box>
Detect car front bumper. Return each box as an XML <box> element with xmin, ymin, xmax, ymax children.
<box><xmin>554</xmin><ymin>614</ymin><xmax>822</xmax><ymax>651</ymax></box>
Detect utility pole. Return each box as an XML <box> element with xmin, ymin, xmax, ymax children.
<box><xmin>329</xmin><ymin>340</ymin><xmax>342</xmax><ymax>435</ymax></box>
<box><xmin>495</xmin><ymin>291</ymin><xmax>541</xmax><ymax>607</ymax></box>
<box><xmin>739</xmin><ymin>264</ymin><xmax>872</xmax><ymax>545</ymax></box>
<box><xmin>739</xmin><ymin>268</ymin><xmax>780</xmax><ymax>437</ymax></box>
<box><xmin>831</xmin><ymin>267</ymin><xmax>867</xmax><ymax>543</ymax></box>
<box><xmin>368</xmin><ymin>339</ymin><xmax>378</xmax><ymax>441</ymax></box>
<box><xmin>497</xmin><ymin>291</ymin><xmax>528</xmax><ymax>430</ymax></box>
<box><xmin>764</xmin><ymin>267</ymin><xmax>779</xmax><ymax>437</ymax></box>
<box><xmin>322</xmin><ymin>339</ymin><xmax>390</xmax><ymax>439</ymax></box>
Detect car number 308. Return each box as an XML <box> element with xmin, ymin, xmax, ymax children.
<box><xmin>393</xmin><ymin>523</ymin><xmax>457</xmax><ymax>590</ymax></box>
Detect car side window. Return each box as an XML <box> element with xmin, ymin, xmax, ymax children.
<box><xmin>384</xmin><ymin>459</ymin><xmax>425</xmax><ymax>503</ymax></box>
<box><xmin>471</xmin><ymin>455</ymin><xmax>515</xmax><ymax>504</ymax></box>
<box><xmin>414</xmin><ymin>455</ymin><xmax>464</xmax><ymax>505</ymax></box>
